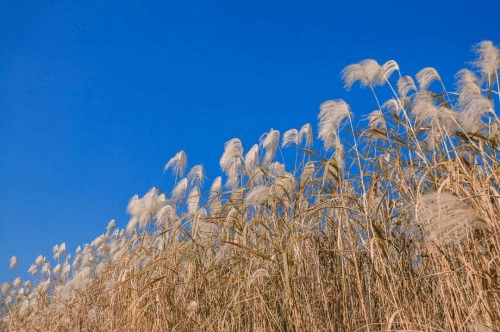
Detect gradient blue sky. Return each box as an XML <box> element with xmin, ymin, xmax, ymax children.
<box><xmin>1</xmin><ymin>0</ymin><xmax>499</xmax><ymax>282</ymax></box>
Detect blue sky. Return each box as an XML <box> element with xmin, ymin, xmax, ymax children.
<box><xmin>1</xmin><ymin>0</ymin><xmax>499</xmax><ymax>282</ymax></box>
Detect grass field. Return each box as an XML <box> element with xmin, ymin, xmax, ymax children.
<box><xmin>1</xmin><ymin>41</ymin><xmax>499</xmax><ymax>331</ymax></box>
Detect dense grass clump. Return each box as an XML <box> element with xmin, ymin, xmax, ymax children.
<box><xmin>1</xmin><ymin>41</ymin><xmax>500</xmax><ymax>331</ymax></box>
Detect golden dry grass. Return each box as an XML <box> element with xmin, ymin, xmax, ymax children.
<box><xmin>2</xmin><ymin>41</ymin><xmax>500</xmax><ymax>332</ymax></box>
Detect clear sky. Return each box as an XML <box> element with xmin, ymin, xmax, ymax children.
<box><xmin>1</xmin><ymin>0</ymin><xmax>499</xmax><ymax>282</ymax></box>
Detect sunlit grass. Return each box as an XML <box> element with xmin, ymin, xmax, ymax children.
<box><xmin>1</xmin><ymin>41</ymin><xmax>499</xmax><ymax>331</ymax></box>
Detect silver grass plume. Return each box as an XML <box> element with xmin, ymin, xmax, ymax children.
<box><xmin>270</xmin><ymin>172</ymin><xmax>296</xmax><ymax>198</ymax></box>
<box><xmin>282</xmin><ymin>128</ymin><xmax>299</xmax><ymax>148</ymax></box>
<box><xmin>172</xmin><ymin>178</ymin><xmax>188</xmax><ymax>199</ymax></box>
<box><xmin>187</xmin><ymin>187</ymin><xmax>200</xmax><ymax>214</ymax></box>
<box><xmin>473</xmin><ymin>40</ymin><xmax>500</xmax><ymax>88</ymax></box>
<box><xmin>164</xmin><ymin>150</ymin><xmax>188</xmax><ymax>178</ymax></box>
<box><xmin>341</xmin><ymin>59</ymin><xmax>387</xmax><ymax>89</ymax></box>
<box><xmin>27</xmin><ymin>264</ymin><xmax>37</xmax><ymax>275</ymax></box>
<box><xmin>244</xmin><ymin>144</ymin><xmax>260</xmax><ymax>176</ymax></box>
<box><xmin>155</xmin><ymin>205</ymin><xmax>177</xmax><ymax>228</ymax></box>
<box><xmin>456</xmin><ymin>69</ymin><xmax>482</xmax><ymax>105</ymax></box>
<box><xmin>9</xmin><ymin>256</ymin><xmax>17</xmax><ymax>269</ymax></box>
<box><xmin>381</xmin><ymin>60</ymin><xmax>400</xmax><ymax>82</ymax></box>
<box><xmin>368</xmin><ymin>110</ymin><xmax>386</xmax><ymax>130</ymax></box>
<box><xmin>300</xmin><ymin>161</ymin><xmax>316</xmax><ymax>183</ymax></box>
<box><xmin>412</xmin><ymin>90</ymin><xmax>456</xmax><ymax>131</ymax></box>
<box><xmin>397</xmin><ymin>75</ymin><xmax>417</xmax><ymax>97</ymax></box>
<box><xmin>220</xmin><ymin>138</ymin><xmax>244</xmax><ymax>188</ymax></box>
<box><xmin>244</xmin><ymin>185</ymin><xmax>271</xmax><ymax>208</ymax></box>
<box><xmin>299</xmin><ymin>123</ymin><xmax>314</xmax><ymax>148</ymax></box>
<box><xmin>318</xmin><ymin>100</ymin><xmax>352</xmax><ymax>150</ymax></box>
<box><xmin>416</xmin><ymin>67</ymin><xmax>441</xmax><ymax>90</ymax></box>
<box><xmin>208</xmin><ymin>176</ymin><xmax>222</xmax><ymax>209</ymax></box>
<box><xmin>268</xmin><ymin>161</ymin><xmax>286</xmax><ymax>177</ymax></box>
<box><xmin>415</xmin><ymin>192</ymin><xmax>487</xmax><ymax>245</ymax></box>
<box><xmin>260</xmin><ymin>128</ymin><xmax>280</xmax><ymax>166</ymax></box>
<box><xmin>458</xmin><ymin>94</ymin><xmax>495</xmax><ymax>133</ymax></box>
<box><xmin>187</xmin><ymin>164</ymin><xmax>205</xmax><ymax>188</ymax></box>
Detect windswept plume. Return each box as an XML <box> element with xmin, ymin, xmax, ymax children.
<box><xmin>318</xmin><ymin>100</ymin><xmax>352</xmax><ymax>149</ymax></box>
<box><xmin>341</xmin><ymin>59</ymin><xmax>387</xmax><ymax>89</ymax></box>
<box><xmin>473</xmin><ymin>40</ymin><xmax>500</xmax><ymax>87</ymax></box>
<box><xmin>155</xmin><ymin>205</ymin><xmax>177</xmax><ymax>228</ymax></box>
<box><xmin>9</xmin><ymin>256</ymin><xmax>18</xmax><ymax>269</ymax></box>
<box><xmin>381</xmin><ymin>60</ymin><xmax>400</xmax><ymax>80</ymax></box>
<box><xmin>220</xmin><ymin>138</ymin><xmax>244</xmax><ymax>188</ymax></box>
<box><xmin>456</xmin><ymin>69</ymin><xmax>481</xmax><ymax>105</ymax></box>
<box><xmin>244</xmin><ymin>144</ymin><xmax>260</xmax><ymax>175</ymax></box>
<box><xmin>415</xmin><ymin>192</ymin><xmax>487</xmax><ymax>245</ymax></box>
<box><xmin>172</xmin><ymin>178</ymin><xmax>188</xmax><ymax>199</ymax></box>
<box><xmin>126</xmin><ymin>187</ymin><xmax>167</xmax><ymax>233</ymax></box>
<box><xmin>368</xmin><ymin>110</ymin><xmax>386</xmax><ymax>130</ymax></box>
<box><xmin>397</xmin><ymin>75</ymin><xmax>417</xmax><ymax>97</ymax></box>
<box><xmin>187</xmin><ymin>165</ymin><xmax>205</xmax><ymax>188</ymax></box>
<box><xmin>299</xmin><ymin>123</ymin><xmax>313</xmax><ymax>148</ymax></box>
<box><xmin>244</xmin><ymin>185</ymin><xmax>271</xmax><ymax>207</ymax></box>
<box><xmin>282</xmin><ymin>128</ymin><xmax>299</xmax><ymax>148</ymax></box>
<box><xmin>416</xmin><ymin>67</ymin><xmax>441</xmax><ymax>90</ymax></box>
<box><xmin>164</xmin><ymin>150</ymin><xmax>188</xmax><ymax>178</ymax></box>
<box><xmin>187</xmin><ymin>187</ymin><xmax>200</xmax><ymax>214</ymax></box>
<box><xmin>260</xmin><ymin>129</ymin><xmax>280</xmax><ymax>166</ymax></box>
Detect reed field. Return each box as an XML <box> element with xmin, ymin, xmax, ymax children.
<box><xmin>1</xmin><ymin>41</ymin><xmax>500</xmax><ymax>331</ymax></box>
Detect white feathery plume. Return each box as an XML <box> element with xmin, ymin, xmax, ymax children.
<box><xmin>473</xmin><ymin>40</ymin><xmax>500</xmax><ymax>87</ymax></box>
<box><xmin>381</xmin><ymin>60</ymin><xmax>399</xmax><ymax>80</ymax></box>
<box><xmin>341</xmin><ymin>63</ymin><xmax>365</xmax><ymax>89</ymax></box>
<box><xmin>106</xmin><ymin>219</ymin><xmax>116</xmax><ymax>233</ymax></box>
<box><xmin>172</xmin><ymin>178</ymin><xmax>188</xmax><ymax>199</ymax></box>
<box><xmin>250</xmin><ymin>168</ymin><xmax>266</xmax><ymax>186</ymax></box>
<box><xmin>59</xmin><ymin>242</ymin><xmax>66</xmax><ymax>255</ymax></box>
<box><xmin>318</xmin><ymin>100</ymin><xmax>352</xmax><ymax>149</ymax></box>
<box><xmin>220</xmin><ymin>138</ymin><xmax>244</xmax><ymax>173</ymax></box>
<box><xmin>282</xmin><ymin>128</ymin><xmax>299</xmax><ymax>148</ymax></box>
<box><xmin>456</xmin><ymin>69</ymin><xmax>482</xmax><ymax>105</ymax></box>
<box><xmin>35</xmin><ymin>255</ymin><xmax>46</xmax><ymax>266</ymax></box>
<box><xmin>244</xmin><ymin>185</ymin><xmax>271</xmax><ymax>207</ymax></box>
<box><xmin>164</xmin><ymin>150</ymin><xmax>188</xmax><ymax>178</ymax></box>
<box><xmin>126</xmin><ymin>187</ymin><xmax>167</xmax><ymax>231</ymax></box>
<box><xmin>244</xmin><ymin>144</ymin><xmax>260</xmax><ymax>175</ymax></box>
<box><xmin>299</xmin><ymin>123</ymin><xmax>313</xmax><ymax>148</ymax></box>
<box><xmin>1</xmin><ymin>282</ymin><xmax>11</xmax><ymax>296</ymax></box>
<box><xmin>53</xmin><ymin>264</ymin><xmax>62</xmax><ymax>275</ymax></box>
<box><xmin>415</xmin><ymin>192</ymin><xmax>487</xmax><ymax>245</ymax></box>
<box><xmin>208</xmin><ymin>176</ymin><xmax>222</xmax><ymax>212</ymax></box>
<box><xmin>416</xmin><ymin>67</ymin><xmax>441</xmax><ymax>90</ymax></box>
<box><xmin>260</xmin><ymin>128</ymin><xmax>280</xmax><ymax>166</ymax></box>
<box><xmin>300</xmin><ymin>161</ymin><xmax>316</xmax><ymax>183</ymax></box>
<box><xmin>12</xmin><ymin>277</ymin><xmax>21</xmax><ymax>288</ymax></box>
<box><xmin>220</xmin><ymin>138</ymin><xmax>244</xmax><ymax>188</ymax></box>
<box><xmin>27</xmin><ymin>263</ymin><xmax>37</xmax><ymax>275</ymax></box>
<box><xmin>187</xmin><ymin>187</ymin><xmax>200</xmax><ymax>214</ymax></box>
<box><xmin>41</xmin><ymin>262</ymin><xmax>51</xmax><ymax>276</ymax></box>
<box><xmin>459</xmin><ymin>94</ymin><xmax>495</xmax><ymax>133</ymax></box>
<box><xmin>209</xmin><ymin>176</ymin><xmax>222</xmax><ymax>199</ymax></box>
<box><xmin>155</xmin><ymin>205</ymin><xmax>177</xmax><ymax>228</ymax></box>
<box><xmin>341</xmin><ymin>59</ymin><xmax>384</xmax><ymax>89</ymax></box>
<box><xmin>333</xmin><ymin>136</ymin><xmax>345</xmax><ymax>173</ymax></box>
<box><xmin>412</xmin><ymin>90</ymin><xmax>442</xmax><ymax>129</ymax></box>
<box><xmin>187</xmin><ymin>165</ymin><xmax>205</xmax><ymax>187</ymax></box>
<box><xmin>9</xmin><ymin>256</ymin><xmax>18</xmax><ymax>269</ymax></box>
<box><xmin>368</xmin><ymin>110</ymin><xmax>386</xmax><ymax>130</ymax></box>
<box><xmin>397</xmin><ymin>75</ymin><xmax>417</xmax><ymax>97</ymax></box>
<box><xmin>271</xmin><ymin>172</ymin><xmax>296</xmax><ymax>198</ymax></box>
<box><xmin>268</xmin><ymin>161</ymin><xmax>286</xmax><ymax>177</ymax></box>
